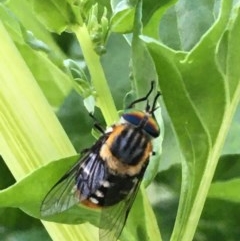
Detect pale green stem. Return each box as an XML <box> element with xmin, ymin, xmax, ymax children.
<box><xmin>72</xmin><ymin>24</ymin><xmax>118</xmax><ymax>125</ymax></box>
<box><xmin>0</xmin><ymin>21</ymin><xmax>97</xmax><ymax>241</ymax></box>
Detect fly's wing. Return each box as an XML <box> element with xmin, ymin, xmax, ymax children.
<box><xmin>41</xmin><ymin>160</ymin><xmax>81</xmax><ymax>216</ymax></box>
<box><xmin>41</xmin><ymin>137</ymin><xmax>107</xmax><ymax>217</ymax></box>
<box><xmin>99</xmin><ymin>165</ymin><xmax>147</xmax><ymax>241</ymax></box>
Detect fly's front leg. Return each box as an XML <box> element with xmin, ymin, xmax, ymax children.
<box><xmin>89</xmin><ymin>113</ymin><xmax>105</xmax><ymax>134</ymax></box>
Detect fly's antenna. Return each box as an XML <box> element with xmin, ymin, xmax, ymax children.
<box><xmin>150</xmin><ymin>91</ymin><xmax>161</xmax><ymax>114</ymax></box>
<box><xmin>127</xmin><ymin>81</ymin><xmax>155</xmax><ymax>109</ymax></box>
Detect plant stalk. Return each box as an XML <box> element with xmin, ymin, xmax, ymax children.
<box><xmin>0</xmin><ymin>21</ymin><xmax>97</xmax><ymax>241</ymax></box>
<box><xmin>72</xmin><ymin>24</ymin><xmax>118</xmax><ymax>125</ymax></box>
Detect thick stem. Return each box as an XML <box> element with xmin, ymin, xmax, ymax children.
<box><xmin>0</xmin><ymin>21</ymin><xmax>97</xmax><ymax>241</ymax></box>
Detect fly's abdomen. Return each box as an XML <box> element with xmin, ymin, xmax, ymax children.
<box><xmin>85</xmin><ymin>172</ymin><xmax>140</xmax><ymax>207</ymax></box>
<box><xmin>110</xmin><ymin>126</ymin><xmax>149</xmax><ymax>165</ymax></box>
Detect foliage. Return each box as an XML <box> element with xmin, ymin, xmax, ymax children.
<box><xmin>1</xmin><ymin>0</ymin><xmax>240</xmax><ymax>241</ymax></box>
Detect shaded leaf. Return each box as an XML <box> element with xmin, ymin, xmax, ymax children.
<box><xmin>208</xmin><ymin>178</ymin><xmax>240</xmax><ymax>203</ymax></box>
<box><xmin>196</xmin><ymin>199</ymin><xmax>240</xmax><ymax>241</ymax></box>
<box><xmin>213</xmin><ymin>154</ymin><xmax>240</xmax><ymax>181</ymax></box>
<box><xmin>160</xmin><ymin>0</ymin><xmax>216</xmax><ymax>50</ymax></box>
<box><xmin>208</xmin><ymin>154</ymin><xmax>240</xmax><ymax>203</ymax></box>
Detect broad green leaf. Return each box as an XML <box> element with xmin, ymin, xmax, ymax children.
<box><xmin>196</xmin><ymin>199</ymin><xmax>240</xmax><ymax>240</ymax></box>
<box><xmin>160</xmin><ymin>0</ymin><xmax>216</xmax><ymax>50</ymax></box>
<box><xmin>159</xmin><ymin>106</ymin><xmax>182</xmax><ymax>171</ymax></box>
<box><xmin>143</xmin><ymin>0</ymin><xmax>240</xmax><ymax>241</ymax></box>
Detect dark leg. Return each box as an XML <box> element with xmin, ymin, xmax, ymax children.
<box><xmin>89</xmin><ymin>113</ymin><xmax>105</xmax><ymax>134</ymax></box>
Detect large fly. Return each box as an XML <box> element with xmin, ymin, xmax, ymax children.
<box><xmin>41</xmin><ymin>82</ymin><xmax>161</xmax><ymax>241</ymax></box>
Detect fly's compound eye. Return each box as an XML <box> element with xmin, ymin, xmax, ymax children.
<box><xmin>122</xmin><ymin>111</ymin><xmax>160</xmax><ymax>138</ymax></box>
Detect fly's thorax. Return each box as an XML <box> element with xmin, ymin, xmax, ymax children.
<box><xmin>100</xmin><ymin>124</ymin><xmax>152</xmax><ymax>176</ymax></box>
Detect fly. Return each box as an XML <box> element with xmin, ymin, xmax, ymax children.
<box><xmin>41</xmin><ymin>82</ymin><xmax>161</xmax><ymax>241</ymax></box>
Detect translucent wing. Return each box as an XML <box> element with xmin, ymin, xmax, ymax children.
<box><xmin>99</xmin><ymin>165</ymin><xmax>147</xmax><ymax>241</ymax></box>
<box><xmin>41</xmin><ymin>137</ymin><xmax>107</xmax><ymax>217</ymax></box>
<box><xmin>41</xmin><ymin>160</ymin><xmax>81</xmax><ymax>216</ymax></box>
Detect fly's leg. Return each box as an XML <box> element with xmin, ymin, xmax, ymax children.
<box><xmin>89</xmin><ymin>113</ymin><xmax>105</xmax><ymax>134</ymax></box>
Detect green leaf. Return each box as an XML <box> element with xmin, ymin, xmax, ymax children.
<box><xmin>159</xmin><ymin>106</ymin><xmax>182</xmax><ymax>171</ymax></box>
<box><xmin>208</xmin><ymin>154</ymin><xmax>240</xmax><ymax>202</ymax></box>
<box><xmin>110</xmin><ymin>0</ymin><xmax>135</xmax><ymax>33</ymax></box>
<box><xmin>29</xmin><ymin>0</ymin><xmax>83</xmax><ymax>34</ymax></box>
<box><xmin>4</xmin><ymin>228</ymin><xmax>51</xmax><ymax>241</ymax></box>
<box><xmin>208</xmin><ymin>178</ymin><xmax>240</xmax><ymax>203</ymax></box>
<box><xmin>143</xmin><ymin>0</ymin><xmax>177</xmax><ymax>39</ymax></box>
<box><xmin>143</xmin><ymin>0</ymin><xmax>240</xmax><ymax>241</ymax></box>
<box><xmin>212</xmin><ymin>154</ymin><xmax>240</xmax><ymax>181</ymax></box>
<box><xmin>197</xmin><ymin>199</ymin><xmax>240</xmax><ymax>240</ymax></box>
<box><xmin>159</xmin><ymin>0</ymin><xmax>216</xmax><ymax>50</ymax></box>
